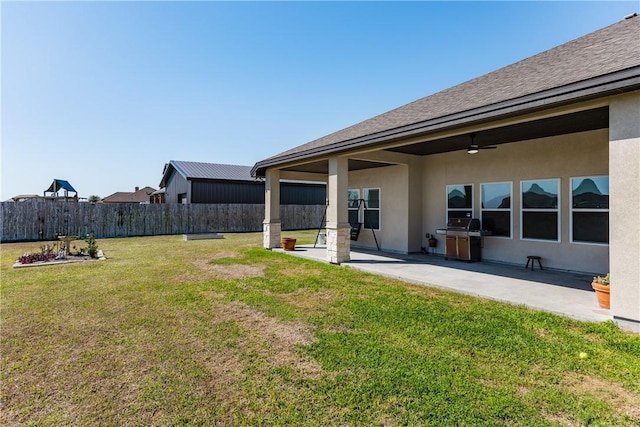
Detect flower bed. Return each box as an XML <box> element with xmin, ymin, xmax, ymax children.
<box><xmin>12</xmin><ymin>234</ymin><xmax>105</xmax><ymax>268</ymax></box>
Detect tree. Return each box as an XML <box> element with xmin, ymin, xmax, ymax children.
<box><xmin>88</xmin><ymin>195</ymin><xmax>100</xmax><ymax>203</ymax></box>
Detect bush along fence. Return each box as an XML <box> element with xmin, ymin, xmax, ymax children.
<box><xmin>0</xmin><ymin>201</ymin><xmax>326</xmax><ymax>242</ymax></box>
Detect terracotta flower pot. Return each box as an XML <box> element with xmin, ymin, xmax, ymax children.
<box><xmin>591</xmin><ymin>281</ymin><xmax>610</xmax><ymax>309</ymax></box>
<box><xmin>281</xmin><ymin>237</ymin><xmax>296</xmax><ymax>251</ymax></box>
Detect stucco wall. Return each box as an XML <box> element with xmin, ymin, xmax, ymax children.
<box><xmin>348</xmin><ymin>164</ymin><xmax>410</xmax><ymax>253</ymax></box>
<box><xmin>609</xmin><ymin>92</ymin><xmax>640</xmax><ymax>324</ymax></box>
<box><xmin>421</xmin><ymin>128</ymin><xmax>610</xmax><ymax>274</ymax></box>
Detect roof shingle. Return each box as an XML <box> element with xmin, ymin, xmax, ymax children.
<box><xmin>102</xmin><ymin>186</ymin><xmax>156</xmax><ymax>203</ymax></box>
<box><xmin>256</xmin><ymin>16</ymin><xmax>640</xmax><ymax>170</ymax></box>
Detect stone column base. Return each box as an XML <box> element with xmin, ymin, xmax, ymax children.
<box><xmin>263</xmin><ymin>221</ymin><xmax>281</xmax><ymax>249</ymax></box>
<box><xmin>326</xmin><ymin>224</ymin><xmax>351</xmax><ymax>264</ymax></box>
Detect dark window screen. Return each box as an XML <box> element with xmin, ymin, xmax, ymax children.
<box><xmin>482</xmin><ymin>211</ymin><xmax>511</xmax><ymax>237</ymax></box>
<box><xmin>348</xmin><ymin>210</ymin><xmax>359</xmax><ymax>227</ymax></box>
<box><xmin>364</xmin><ymin>210</ymin><xmax>380</xmax><ymax>230</ymax></box>
<box><xmin>573</xmin><ymin>212</ymin><xmax>609</xmax><ymax>244</ymax></box>
<box><xmin>522</xmin><ymin>211</ymin><xmax>558</xmax><ymax>240</ymax></box>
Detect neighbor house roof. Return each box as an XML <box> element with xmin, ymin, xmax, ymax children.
<box><xmin>101</xmin><ymin>186</ymin><xmax>156</xmax><ymax>204</ymax></box>
<box><xmin>10</xmin><ymin>194</ymin><xmax>41</xmax><ymax>202</ymax></box>
<box><xmin>252</xmin><ymin>15</ymin><xmax>640</xmax><ymax>177</ymax></box>
<box><xmin>159</xmin><ymin>160</ymin><xmax>257</xmax><ymax>188</ymax></box>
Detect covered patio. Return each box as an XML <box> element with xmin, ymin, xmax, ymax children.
<box><xmin>254</xmin><ymin>17</ymin><xmax>640</xmax><ymax>331</ymax></box>
<box><xmin>274</xmin><ymin>244</ymin><xmax>636</xmax><ymax>330</ymax></box>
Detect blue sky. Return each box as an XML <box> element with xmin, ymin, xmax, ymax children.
<box><xmin>1</xmin><ymin>1</ymin><xmax>637</xmax><ymax>200</ymax></box>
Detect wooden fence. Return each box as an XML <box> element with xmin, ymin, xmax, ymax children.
<box><xmin>0</xmin><ymin>201</ymin><xmax>326</xmax><ymax>242</ymax></box>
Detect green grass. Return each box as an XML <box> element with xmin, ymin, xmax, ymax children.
<box><xmin>2</xmin><ymin>231</ymin><xmax>639</xmax><ymax>426</ymax></box>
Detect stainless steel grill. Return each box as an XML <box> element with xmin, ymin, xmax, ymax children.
<box><xmin>444</xmin><ymin>218</ymin><xmax>482</xmax><ymax>262</ymax></box>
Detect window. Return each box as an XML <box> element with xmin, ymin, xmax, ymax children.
<box><xmin>521</xmin><ymin>179</ymin><xmax>559</xmax><ymax>241</ymax></box>
<box><xmin>446</xmin><ymin>184</ymin><xmax>473</xmax><ymax>221</ymax></box>
<box><xmin>347</xmin><ymin>189</ymin><xmax>360</xmax><ymax>226</ymax></box>
<box><xmin>481</xmin><ymin>182</ymin><xmax>512</xmax><ymax>238</ymax></box>
<box><xmin>571</xmin><ymin>176</ymin><xmax>609</xmax><ymax>244</ymax></box>
<box><xmin>363</xmin><ymin>188</ymin><xmax>380</xmax><ymax>230</ymax></box>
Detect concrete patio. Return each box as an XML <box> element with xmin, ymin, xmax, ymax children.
<box><xmin>274</xmin><ymin>244</ymin><xmax>633</xmax><ymax>330</ymax></box>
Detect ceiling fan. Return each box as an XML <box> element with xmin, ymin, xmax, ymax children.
<box><xmin>467</xmin><ymin>133</ymin><xmax>497</xmax><ymax>154</ymax></box>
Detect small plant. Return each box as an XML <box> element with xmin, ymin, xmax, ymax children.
<box><xmin>17</xmin><ymin>252</ymin><xmax>56</xmax><ymax>264</ymax></box>
<box><xmin>84</xmin><ymin>233</ymin><xmax>99</xmax><ymax>258</ymax></box>
<box><xmin>593</xmin><ymin>273</ymin><xmax>610</xmax><ymax>286</ymax></box>
<box><xmin>39</xmin><ymin>244</ymin><xmax>54</xmax><ymax>255</ymax></box>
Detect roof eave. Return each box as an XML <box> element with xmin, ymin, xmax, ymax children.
<box><xmin>251</xmin><ymin>66</ymin><xmax>640</xmax><ymax>178</ymax></box>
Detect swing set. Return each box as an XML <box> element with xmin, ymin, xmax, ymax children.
<box><xmin>314</xmin><ymin>198</ymin><xmax>380</xmax><ymax>251</ymax></box>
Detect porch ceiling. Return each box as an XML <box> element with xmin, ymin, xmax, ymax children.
<box><xmin>281</xmin><ymin>159</ymin><xmax>393</xmax><ymax>175</ymax></box>
<box><xmin>279</xmin><ymin>106</ymin><xmax>609</xmax><ymax>175</ymax></box>
<box><xmin>386</xmin><ymin>106</ymin><xmax>608</xmax><ymax>156</ymax></box>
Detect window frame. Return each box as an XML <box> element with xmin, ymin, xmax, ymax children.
<box><xmin>446</xmin><ymin>184</ymin><xmax>474</xmax><ymax>222</ymax></box>
<box><xmin>520</xmin><ymin>178</ymin><xmax>560</xmax><ymax>242</ymax></box>
<box><xmin>570</xmin><ymin>175</ymin><xmax>609</xmax><ymax>246</ymax></box>
<box><xmin>363</xmin><ymin>187</ymin><xmax>381</xmax><ymax>231</ymax></box>
<box><xmin>347</xmin><ymin>189</ymin><xmax>361</xmax><ymax>227</ymax></box>
<box><xmin>480</xmin><ymin>181</ymin><xmax>513</xmax><ymax>239</ymax></box>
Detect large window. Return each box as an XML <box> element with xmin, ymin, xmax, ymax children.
<box><xmin>521</xmin><ymin>179</ymin><xmax>560</xmax><ymax>242</ymax></box>
<box><xmin>481</xmin><ymin>182</ymin><xmax>512</xmax><ymax>238</ymax></box>
<box><xmin>571</xmin><ymin>176</ymin><xmax>609</xmax><ymax>244</ymax></box>
<box><xmin>347</xmin><ymin>189</ymin><xmax>360</xmax><ymax>227</ymax></box>
<box><xmin>363</xmin><ymin>188</ymin><xmax>380</xmax><ymax>230</ymax></box>
<box><xmin>447</xmin><ymin>184</ymin><xmax>473</xmax><ymax>220</ymax></box>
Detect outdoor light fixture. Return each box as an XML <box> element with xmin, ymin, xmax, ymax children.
<box><xmin>467</xmin><ymin>134</ymin><xmax>479</xmax><ymax>154</ymax></box>
<box><xmin>467</xmin><ymin>133</ymin><xmax>495</xmax><ymax>154</ymax></box>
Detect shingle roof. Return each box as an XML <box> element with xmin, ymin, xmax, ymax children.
<box><xmin>253</xmin><ymin>15</ymin><xmax>640</xmax><ymax>175</ymax></box>
<box><xmin>102</xmin><ymin>186</ymin><xmax>156</xmax><ymax>203</ymax></box>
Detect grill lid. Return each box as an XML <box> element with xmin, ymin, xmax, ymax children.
<box><xmin>446</xmin><ymin>218</ymin><xmax>480</xmax><ymax>231</ymax></box>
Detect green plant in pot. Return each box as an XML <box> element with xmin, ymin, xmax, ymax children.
<box><xmin>592</xmin><ymin>273</ymin><xmax>610</xmax><ymax>309</ymax></box>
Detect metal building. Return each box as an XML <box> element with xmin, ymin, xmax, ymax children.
<box><xmin>159</xmin><ymin>160</ymin><xmax>326</xmax><ymax>205</ymax></box>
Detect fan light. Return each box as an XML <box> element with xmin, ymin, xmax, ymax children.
<box><xmin>467</xmin><ymin>133</ymin><xmax>479</xmax><ymax>154</ymax></box>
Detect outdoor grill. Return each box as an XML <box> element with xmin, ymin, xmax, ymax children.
<box><xmin>442</xmin><ymin>217</ymin><xmax>482</xmax><ymax>262</ymax></box>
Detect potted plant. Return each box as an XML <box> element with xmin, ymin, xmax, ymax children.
<box><xmin>592</xmin><ymin>273</ymin><xmax>610</xmax><ymax>309</ymax></box>
<box><xmin>281</xmin><ymin>237</ymin><xmax>297</xmax><ymax>251</ymax></box>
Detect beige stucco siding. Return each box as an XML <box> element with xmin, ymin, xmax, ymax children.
<box><xmin>348</xmin><ymin>164</ymin><xmax>410</xmax><ymax>253</ymax></box>
<box><xmin>609</xmin><ymin>92</ymin><xmax>640</xmax><ymax>324</ymax></box>
<box><xmin>421</xmin><ymin>128</ymin><xmax>610</xmax><ymax>273</ymax></box>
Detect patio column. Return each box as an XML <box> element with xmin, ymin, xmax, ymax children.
<box><xmin>326</xmin><ymin>156</ymin><xmax>350</xmax><ymax>264</ymax></box>
<box><xmin>609</xmin><ymin>92</ymin><xmax>640</xmax><ymax>329</ymax></box>
<box><xmin>263</xmin><ymin>168</ymin><xmax>281</xmax><ymax>249</ymax></box>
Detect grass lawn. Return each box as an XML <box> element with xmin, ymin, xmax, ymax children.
<box><xmin>1</xmin><ymin>231</ymin><xmax>639</xmax><ymax>426</ymax></box>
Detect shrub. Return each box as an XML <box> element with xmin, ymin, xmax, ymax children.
<box><xmin>84</xmin><ymin>233</ymin><xmax>99</xmax><ymax>258</ymax></box>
